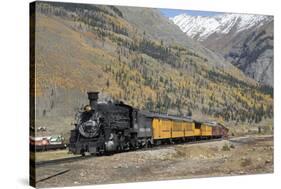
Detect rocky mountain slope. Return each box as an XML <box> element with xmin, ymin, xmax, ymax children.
<box><xmin>33</xmin><ymin>2</ymin><xmax>273</xmax><ymax>135</ymax></box>
<box><xmin>171</xmin><ymin>13</ymin><xmax>274</xmax><ymax>86</ymax></box>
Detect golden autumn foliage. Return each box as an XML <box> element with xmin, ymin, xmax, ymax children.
<box><xmin>34</xmin><ymin>2</ymin><xmax>273</xmax><ymax>126</ymax></box>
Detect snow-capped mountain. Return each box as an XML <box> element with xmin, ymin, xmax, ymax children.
<box><xmin>171</xmin><ymin>13</ymin><xmax>271</xmax><ymax>41</ymax></box>
<box><xmin>170</xmin><ymin>13</ymin><xmax>273</xmax><ymax>86</ymax></box>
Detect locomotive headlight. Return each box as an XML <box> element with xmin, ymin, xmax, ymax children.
<box><xmin>84</xmin><ymin>105</ymin><xmax>92</xmax><ymax>112</ymax></box>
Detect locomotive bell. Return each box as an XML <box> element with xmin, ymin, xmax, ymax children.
<box><xmin>87</xmin><ymin>92</ymin><xmax>99</xmax><ymax>109</ymax></box>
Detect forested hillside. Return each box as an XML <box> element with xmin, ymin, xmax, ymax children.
<box><xmin>33</xmin><ymin>2</ymin><xmax>273</xmax><ymax>135</ymax></box>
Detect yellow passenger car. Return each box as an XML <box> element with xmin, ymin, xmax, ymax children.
<box><xmin>200</xmin><ymin>123</ymin><xmax>213</xmax><ymax>136</ymax></box>
<box><xmin>150</xmin><ymin>114</ymin><xmax>220</xmax><ymax>141</ymax></box>
<box><xmin>152</xmin><ymin>118</ymin><xmax>172</xmax><ymax>139</ymax></box>
<box><xmin>193</xmin><ymin>121</ymin><xmax>201</xmax><ymax>136</ymax></box>
<box><xmin>152</xmin><ymin>115</ymin><xmax>195</xmax><ymax>140</ymax></box>
<box><xmin>182</xmin><ymin>121</ymin><xmax>195</xmax><ymax>137</ymax></box>
<box><xmin>171</xmin><ymin>120</ymin><xmax>183</xmax><ymax>138</ymax></box>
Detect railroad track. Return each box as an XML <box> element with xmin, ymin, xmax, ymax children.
<box><xmin>228</xmin><ymin>135</ymin><xmax>273</xmax><ymax>144</ymax></box>
<box><xmin>35</xmin><ymin>155</ymin><xmax>93</xmax><ymax>168</ymax></box>
<box><xmin>35</xmin><ymin>137</ymin><xmax>225</xmax><ymax>167</ymax></box>
<box><xmin>137</xmin><ymin>137</ymin><xmax>224</xmax><ymax>153</ymax></box>
<box><xmin>36</xmin><ymin>169</ymin><xmax>71</xmax><ymax>183</ymax></box>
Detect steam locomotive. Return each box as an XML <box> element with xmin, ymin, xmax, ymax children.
<box><xmin>69</xmin><ymin>92</ymin><xmax>228</xmax><ymax>155</ymax></box>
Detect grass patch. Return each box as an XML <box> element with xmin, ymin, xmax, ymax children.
<box><xmin>240</xmin><ymin>158</ymin><xmax>252</xmax><ymax>167</ymax></box>
<box><xmin>222</xmin><ymin>143</ymin><xmax>230</xmax><ymax>151</ymax></box>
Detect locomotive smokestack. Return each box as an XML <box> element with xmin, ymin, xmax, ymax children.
<box><xmin>87</xmin><ymin>92</ymin><xmax>99</xmax><ymax>109</ymax></box>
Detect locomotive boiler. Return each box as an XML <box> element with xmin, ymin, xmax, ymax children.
<box><xmin>69</xmin><ymin>92</ymin><xmax>143</xmax><ymax>155</ymax></box>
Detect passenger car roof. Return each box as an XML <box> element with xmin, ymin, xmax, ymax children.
<box><xmin>140</xmin><ymin>111</ymin><xmax>193</xmax><ymax>122</ymax></box>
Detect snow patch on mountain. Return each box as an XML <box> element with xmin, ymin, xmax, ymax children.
<box><xmin>171</xmin><ymin>13</ymin><xmax>271</xmax><ymax>41</ymax></box>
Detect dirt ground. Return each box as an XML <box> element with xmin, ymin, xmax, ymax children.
<box><xmin>35</xmin><ymin>135</ymin><xmax>273</xmax><ymax>188</ymax></box>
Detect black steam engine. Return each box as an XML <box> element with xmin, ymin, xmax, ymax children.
<box><xmin>69</xmin><ymin>92</ymin><xmax>151</xmax><ymax>155</ymax></box>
